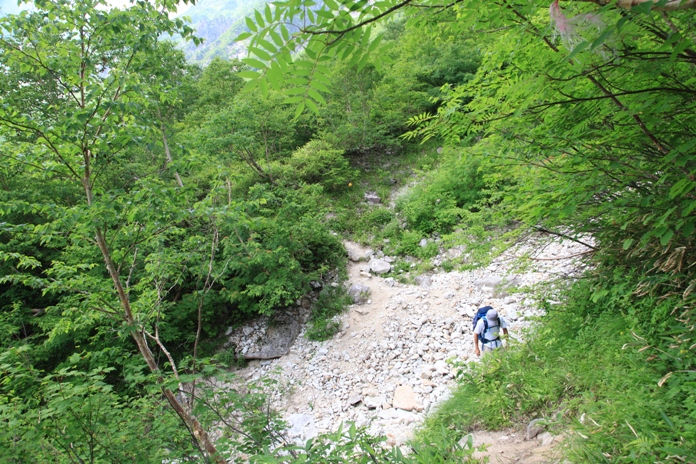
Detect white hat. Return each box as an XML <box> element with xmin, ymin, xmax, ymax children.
<box><xmin>486</xmin><ymin>309</ymin><xmax>498</xmax><ymax>321</ymax></box>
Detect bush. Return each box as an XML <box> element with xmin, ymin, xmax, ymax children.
<box><xmin>393</xmin><ymin>230</ymin><xmax>439</xmax><ymax>259</ymax></box>
<box><xmin>306</xmin><ymin>285</ymin><xmax>352</xmax><ymax>341</ymax></box>
<box><xmin>397</xmin><ymin>153</ymin><xmax>486</xmax><ymax>234</ymax></box>
<box><xmin>288</xmin><ymin>140</ymin><xmax>355</xmax><ymax>192</ymax></box>
<box><xmin>220</xmin><ymin>185</ymin><xmax>346</xmax><ymax>316</ymax></box>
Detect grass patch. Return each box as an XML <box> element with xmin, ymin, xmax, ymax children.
<box><xmin>305</xmin><ymin>285</ymin><xmax>353</xmax><ymax>341</ymax></box>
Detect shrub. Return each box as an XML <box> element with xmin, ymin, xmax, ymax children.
<box><xmin>306</xmin><ymin>285</ymin><xmax>352</xmax><ymax>341</ymax></box>
<box><xmin>397</xmin><ymin>153</ymin><xmax>487</xmax><ymax>234</ymax></box>
<box><xmin>288</xmin><ymin>140</ymin><xmax>355</xmax><ymax>192</ymax></box>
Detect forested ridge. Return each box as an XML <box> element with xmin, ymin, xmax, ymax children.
<box><xmin>0</xmin><ymin>0</ymin><xmax>694</xmax><ymax>462</ymax></box>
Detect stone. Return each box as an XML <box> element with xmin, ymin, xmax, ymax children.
<box><xmin>434</xmin><ymin>360</ymin><xmax>449</xmax><ymax>374</ymax></box>
<box><xmin>348</xmin><ymin>394</ymin><xmax>363</xmax><ymax>406</ymax></box>
<box><xmin>526</xmin><ymin>418</ymin><xmax>546</xmax><ymax>440</ymax></box>
<box><xmin>415</xmin><ymin>275</ymin><xmax>432</xmax><ymax>289</ymax></box>
<box><xmin>364</xmin><ymin>395</ymin><xmax>386</xmax><ymax>409</ymax></box>
<box><xmin>384</xmin><ymin>277</ymin><xmax>396</xmax><ymax>287</ymax></box>
<box><xmin>287</xmin><ymin>414</ymin><xmax>317</xmax><ymax>440</ymax></box>
<box><xmin>348</xmin><ymin>284</ymin><xmax>371</xmax><ymax>304</ymax></box>
<box><xmin>419</xmin><ymin>238</ymin><xmax>428</xmax><ymax>248</ymax></box>
<box><xmin>369</xmin><ymin>259</ymin><xmax>392</xmax><ymax>275</ymax></box>
<box><xmin>457</xmin><ymin>433</ymin><xmax>474</xmax><ymax>448</ymax></box>
<box><xmin>538</xmin><ymin>431</ymin><xmax>555</xmax><ymax>447</ymax></box>
<box><xmin>242</xmin><ymin>316</ymin><xmax>301</xmax><ymax>360</ymax></box>
<box><xmin>394</xmin><ymin>409</ymin><xmax>418</xmax><ymax>423</ymax></box>
<box><xmin>392</xmin><ymin>385</ymin><xmax>418</xmax><ymax>411</ymax></box>
<box><xmin>505</xmin><ymin>307</ymin><xmax>519</xmax><ymax>320</ymax></box>
<box><xmin>364</xmin><ymin>192</ymin><xmax>381</xmax><ymax>204</ymax></box>
<box><xmin>344</xmin><ymin>241</ymin><xmax>372</xmax><ymax>262</ymax></box>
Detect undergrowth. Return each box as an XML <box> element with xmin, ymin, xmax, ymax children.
<box><xmin>305</xmin><ymin>285</ymin><xmax>353</xmax><ymax>341</ymax></box>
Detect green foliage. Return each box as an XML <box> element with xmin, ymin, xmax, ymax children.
<box><xmin>287</xmin><ymin>140</ymin><xmax>355</xmax><ymax>193</ymax></box>
<box><xmin>219</xmin><ymin>185</ymin><xmax>345</xmax><ymax>315</ymax></box>
<box><xmin>249</xmin><ymin>420</ymin><xmax>477</xmax><ymax>463</ymax></box>
<box><xmin>0</xmin><ymin>347</ymin><xmax>195</xmax><ymax>463</ymax></box>
<box><xmin>305</xmin><ymin>285</ymin><xmax>352</xmax><ymax>341</ymax></box>
<box><xmin>397</xmin><ymin>152</ymin><xmax>487</xmax><ymax>234</ymax></box>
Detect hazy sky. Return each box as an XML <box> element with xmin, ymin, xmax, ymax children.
<box><xmin>0</xmin><ymin>0</ymin><xmax>193</xmax><ymax>16</ymax></box>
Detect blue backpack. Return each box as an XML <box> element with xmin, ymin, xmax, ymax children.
<box><xmin>472</xmin><ymin>306</ymin><xmax>493</xmax><ymax>330</ymax></box>
<box><xmin>472</xmin><ymin>306</ymin><xmax>501</xmax><ymax>344</ymax></box>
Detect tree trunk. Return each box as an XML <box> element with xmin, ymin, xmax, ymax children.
<box><xmin>84</xmin><ymin>179</ymin><xmax>225</xmax><ymax>464</ymax></box>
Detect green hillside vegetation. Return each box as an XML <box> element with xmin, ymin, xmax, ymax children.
<box><xmin>0</xmin><ymin>0</ymin><xmax>695</xmax><ymax>462</ymax></box>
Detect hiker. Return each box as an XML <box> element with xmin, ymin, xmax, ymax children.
<box><xmin>473</xmin><ymin>308</ymin><xmax>509</xmax><ymax>357</ymax></box>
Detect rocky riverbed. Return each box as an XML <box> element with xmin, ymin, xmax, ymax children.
<box><xmin>222</xmin><ymin>234</ymin><xmax>591</xmax><ymax>454</ymax></box>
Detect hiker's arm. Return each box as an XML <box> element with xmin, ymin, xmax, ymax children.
<box><xmin>503</xmin><ymin>328</ymin><xmax>509</xmax><ymax>336</ymax></box>
<box><xmin>474</xmin><ymin>333</ymin><xmax>480</xmax><ymax>357</ymax></box>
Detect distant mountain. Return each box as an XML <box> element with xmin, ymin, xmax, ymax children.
<box><xmin>178</xmin><ymin>0</ymin><xmax>266</xmax><ymax>64</ymax></box>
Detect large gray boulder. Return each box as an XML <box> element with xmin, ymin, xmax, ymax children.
<box><xmin>369</xmin><ymin>258</ymin><xmax>392</xmax><ymax>274</ymax></box>
<box><xmin>348</xmin><ymin>284</ymin><xmax>371</xmax><ymax>304</ymax></box>
<box><xmin>242</xmin><ymin>316</ymin><xmax>301</xmax><ymax>360</ymax></box>
<box><xmin>364</xmin><ymin>192</ymin><xmax>381</xmax><ymax>204</ymax></box>
<box><xmin>364</xmin><ymin>395</ymin><xmax>387</xmax><ymax>409</ymax></box>
<box><xmin>287</xmin><ymin>414</ymin><xmax>318</xmax><ymax>440</ymax></box>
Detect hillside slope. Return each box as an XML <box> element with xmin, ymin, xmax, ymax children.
<box><xmin>177</xmin><ymin>0</ymin><xmax>265</xmax><ymax>64</ymax></box>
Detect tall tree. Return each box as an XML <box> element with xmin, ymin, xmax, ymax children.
<box><xmin>0</xmin><ymin>0</ymin><xmax>226</xmax><ymax>461</ymax></box>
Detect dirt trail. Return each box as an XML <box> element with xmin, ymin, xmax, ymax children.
<box><xmin>226</xmin><ymin>237</ymin><xmax>587</xmax><ymax>462</ymax></box>
<box><xmin>468</xmin><ymin>429</ymin><xmax>564</xmax><ymax>463</ymax></box>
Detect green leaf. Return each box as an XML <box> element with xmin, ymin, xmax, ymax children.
<box><xmin>309</xmin><ymin>80</ymin><xmax>330</xmax><ymax>93</ymax></box>
<box><xmin>307</xmin><ymin>89</ymin><xmax>326</xmax><ymax>105</ymax></box>
<box><xmin>242</xmin><ymin>57</ymin><xmax>267</xmax><ymax>69</ymax></box>
<box><xmin>245</xmin><ymin>16</ymin><xmax>257</xmax><ymax>32</ymax></box>
<box><xmin>660</xmin><ymin>229</ymin><xmax>674</xmax><ymax>246</ymax></box>
<box><xmin>305</xmin><ymin>98</ymin><xmax>318</xmax><ymax>114</ymax></box>
<box><xmin>250</xmin><ymin>46</ymin><xmax>273</xmax><ymax>62</ymax></box>
<box><xmin>254</xmin><ymin>10</ymin><xmax>265</xmax><ymax>28</ymax></box>
<box><xmin>237</xmin><ymin>70</ymin><xmax>261</xmax><ymax>79</ymax></box>
<box><xmin>566</xmin><ymin>40</ymin><xmax>590</xmax><ymax>61</ymax></box>
<box><xmin>234</xmin><ymin>31</ymin><xmax>253</xmax><ymax>41</ymax></box>
<box><xmin>283</xmin><ymin>96</ymin><xmax>305</xmax><ymax>104</ymax></box>
<box><xmin>257</xmin><ymin>38</ymin><xmax>277</xmax><ymax>54</ymax></box>
<box><xmin>269</xmin><ymin>30</ymin><xmax>284</xmax><ymax>47</ymax></box>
